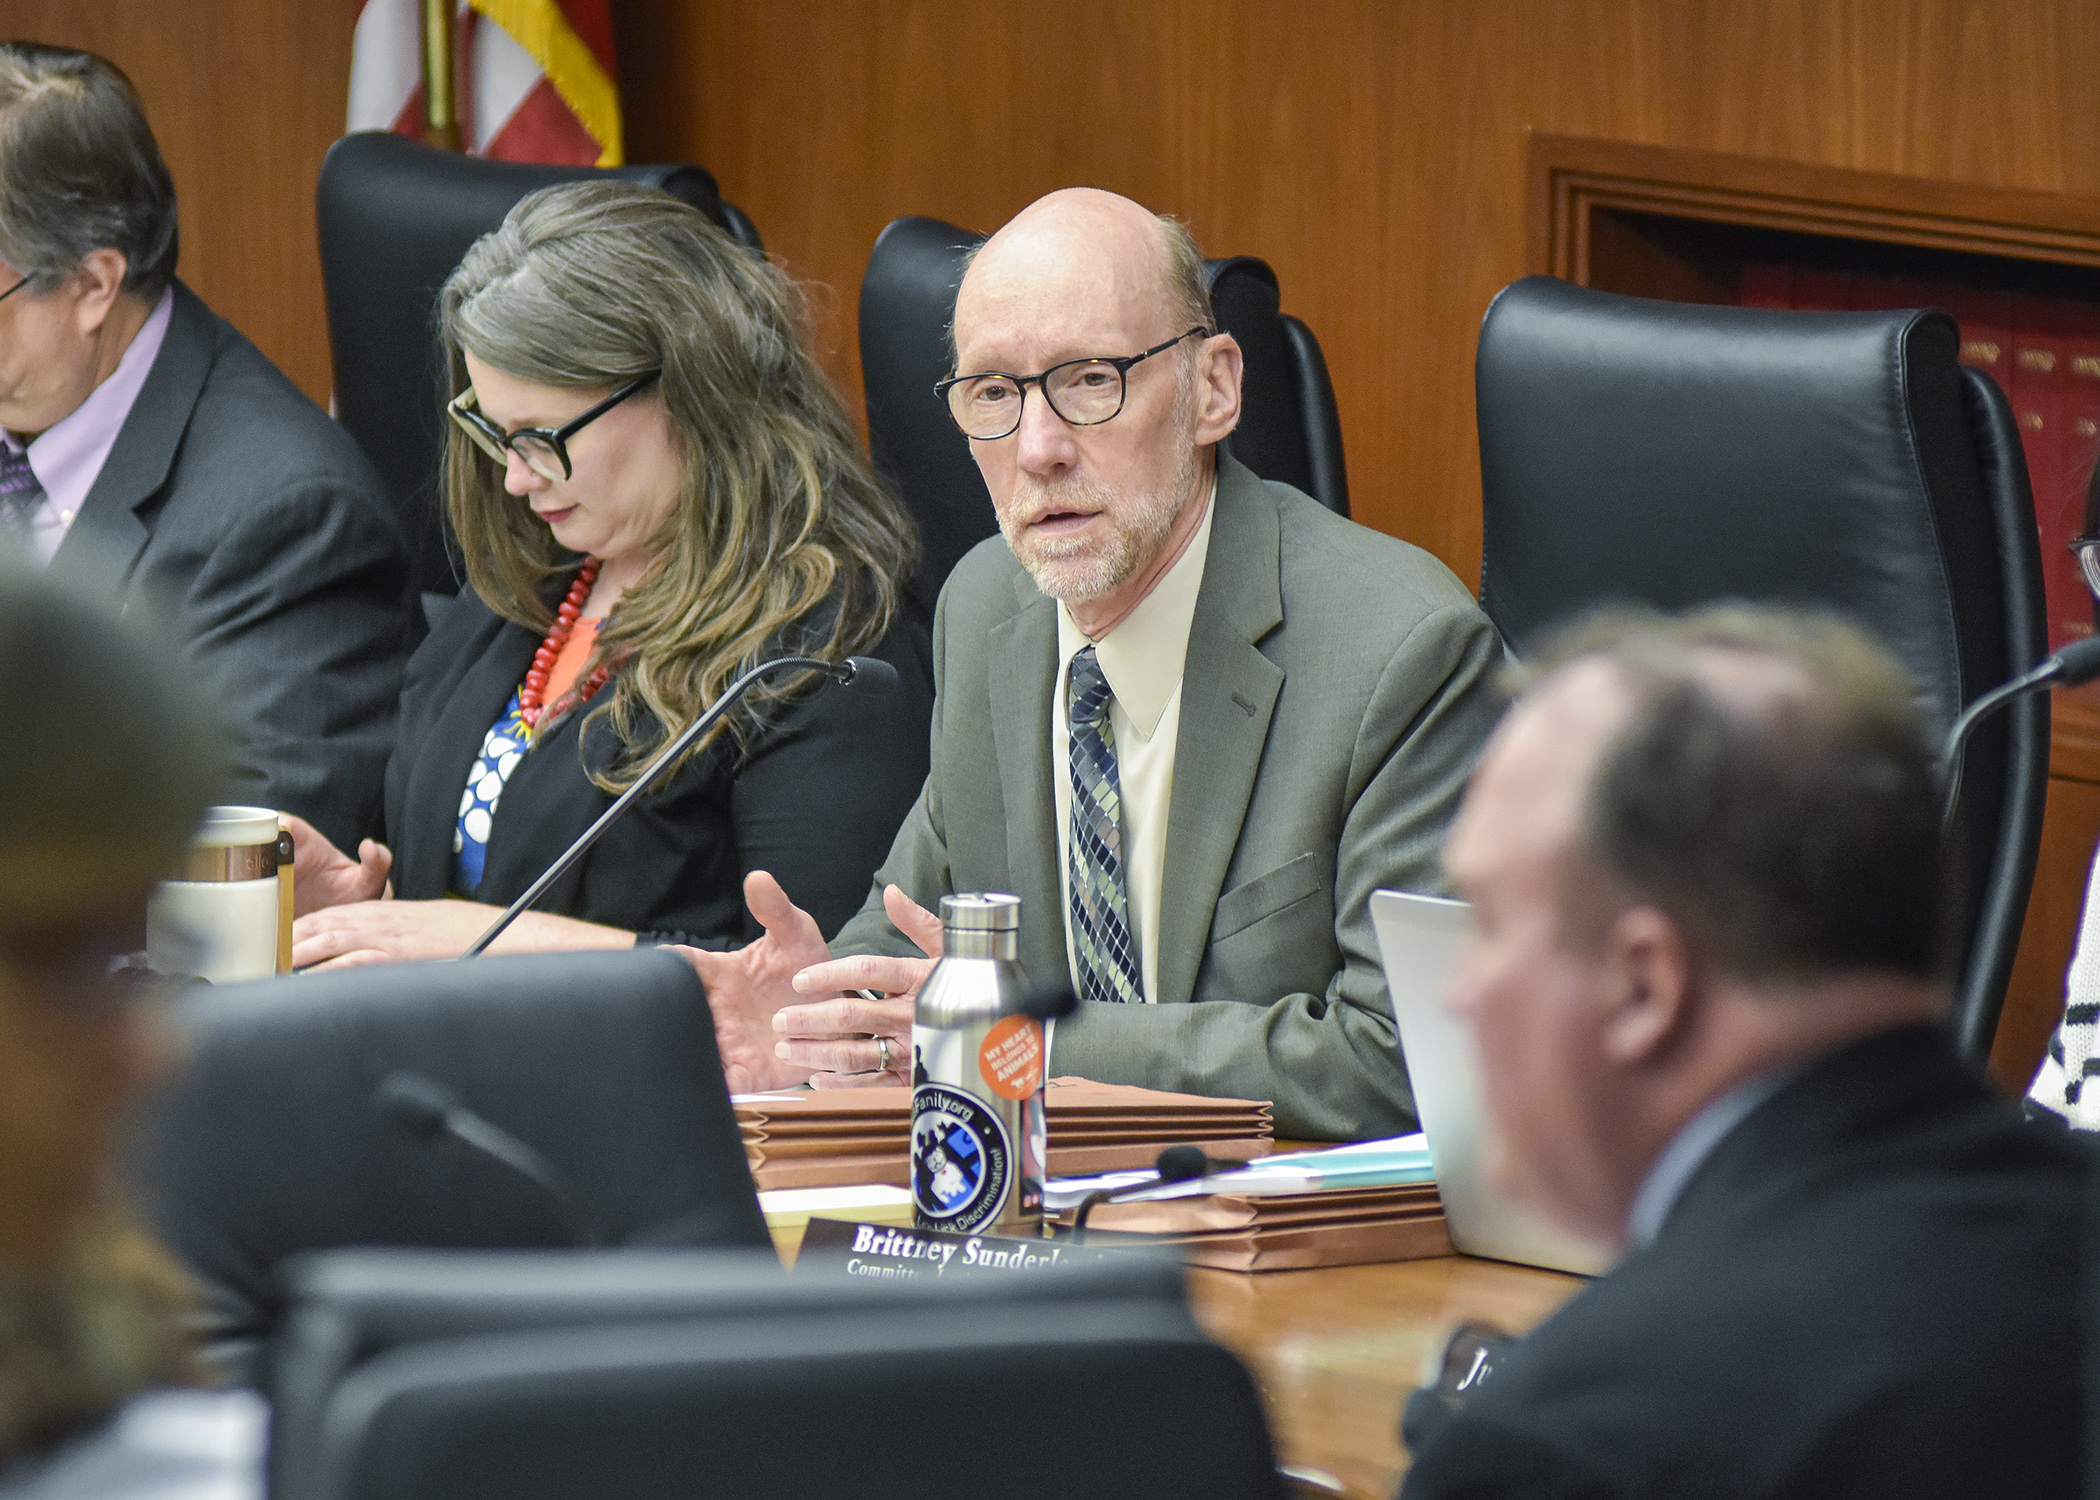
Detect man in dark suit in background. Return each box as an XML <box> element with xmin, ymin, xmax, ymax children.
<box><xmin>0</xmin><ymin>43</ymin><xmax>411</xmax><ymax>850</ymax></box>
<box><xmin>1402</xmin><ymin>605</ymin><xmax>2081</xmax><ymax>1499</ymax></box>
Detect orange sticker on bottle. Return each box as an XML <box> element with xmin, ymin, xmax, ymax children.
<box><xmin>978</xmin><ymin>1014</ymin><xmax>1044</xmax><ymax>1100</ymax></box>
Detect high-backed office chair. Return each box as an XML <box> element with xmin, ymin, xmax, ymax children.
<box><xmin>129</xmin><ymin>950</ymin><xmax>769</xmax><ymax>1351</ymax></box>
<box><xmin>859</xmin><ymin>215</ymin><xmax>1349</xmax><ymax>613</ymax></box>
<box><xmin>265</xmin><ymin>1247</ymin><xmax>1195</xmax><ymax>1497</ymax></box>
<box><xmin>267</xmin><ymin>1250</ymin><xmax>1279</xmax><ymax>1500</ymax></box>
<box><xmin>1475</xmin><ymin>276</ymin><xmax>2048</xmax><ymax>1064</ymax></box>
<box><xmin>316</xmin><ymin>131</ymin><xmax>765</xmax><ymax>598</ymax></box>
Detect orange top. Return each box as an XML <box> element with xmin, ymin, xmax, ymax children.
<box><xmin>542</xmin><ymin>616</ymin><xmax>602</xmax><ymax>708</ymax></box>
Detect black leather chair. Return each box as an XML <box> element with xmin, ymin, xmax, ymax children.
<box><xmin>316</xmin><ymin>131</ymin><xmax>765</xmax><ymax>598</ymax></box>
<box><xmin>265</xmin><ymin>1249</ymin><xmax>1279</xmax><ymax>1500</ymax></box>
<box><xmin>859</xmin><ymin>214</ymin><xmax>1349</xmax><ymax>614</ymax></box>
<box><xmin>1475</xmin><ymin>275</ymin><xmax>2049</xmax><ymax>1064</ymax></box>
<box><xmin>264</xmin><ymin>1246</ymin><xmax>1195</xmax><ymax>1498</ymax></box>
<box><xmin>128</xmin><ymin>949</ymin><xmax>770</xmax><ymax>1351</ymax></box>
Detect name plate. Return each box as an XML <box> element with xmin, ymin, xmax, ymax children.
<box><xmin>797</xmin><ymin>1216</ymin><xmax>1119</xmax><ymax>1280</ymax></box>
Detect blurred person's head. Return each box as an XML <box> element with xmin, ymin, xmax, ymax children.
<box><xmin>0</xmin><ymin>557</ymin><xmax>220</xmax><ymax>1457</ymax></box>
<box><xmin>0</xmin><ymin>43</ymin><xmax>175</xmax><ymax>440</ymax></box>
<box><xmin>1441</xmin><ymin>605</ymin><xmax>1948</xmax><ymax>1253</ymax></box>
<box><xmin>947</xmin><ymin>188</ymin><xmax>1243</xmax><ymax>634</ymax></box>
<box><xmin>439</xmin><ymin>180</ymin><xmax>916</xmax><ymax>788</ymax></box>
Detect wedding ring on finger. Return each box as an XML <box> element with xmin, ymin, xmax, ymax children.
<box><xmin>837</xmin><ymin>1032</ymin><xmax>890</xmax><ymax>1078</ymax></box>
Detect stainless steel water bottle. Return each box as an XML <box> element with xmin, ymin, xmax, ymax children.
<box><xmin>911</xmin><ymin>893</ymin><xmax>1047</xmax><ymax>1234</ymax></box>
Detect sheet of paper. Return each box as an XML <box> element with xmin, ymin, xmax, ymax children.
<box><xmin>1042</xmin><ymin>1134</ymin><xmax>1434</xmax><ymax>1207</ymax></box>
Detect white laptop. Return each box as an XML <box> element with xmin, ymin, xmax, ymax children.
<box><xmin>1369</xmin><ymin>888</ymin><xmax>1608</xmax><ymax>1276</ymax></box>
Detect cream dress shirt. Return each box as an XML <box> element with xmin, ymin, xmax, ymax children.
<box><xmin>1049</xmin><ymin>485</ymin><xmax>1216</xmax><ymax>1004</ymax></box>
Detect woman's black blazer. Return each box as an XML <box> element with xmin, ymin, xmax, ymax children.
<box><xmin>382</xmin><ymin>586</ymin><xmax>935</xmax><ymax>943</ymax></box>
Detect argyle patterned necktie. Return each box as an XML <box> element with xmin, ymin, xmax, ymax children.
<box><xmin>0</xmin><ymin>445</ymin><xmax>39</xmax><ymax>545</ymax></box>
<box><xmin>1067</xmin><ymin>644</ymin><xmax>1144</xmax><ymax>1006</ymax></box>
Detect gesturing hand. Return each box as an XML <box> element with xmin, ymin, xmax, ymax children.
<box><xmin>672</xmin><ymin>870</ymin><xmax>832</xmax><ymax>1095</ymax></box>
<box><xmin>282</xmin><ymin>813</ymin><xmax>392</xmax><ymax>918</ymax></box>
<box><xmin>773</xmin><ymin>885</ymin><xmax>943</xmax><ymax>1088</ymax></box>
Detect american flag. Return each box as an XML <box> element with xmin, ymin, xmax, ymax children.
<box><xmin>347</xmin><ymin>0</ymin><xmax>621</xmax><ymax>167</ymax></box>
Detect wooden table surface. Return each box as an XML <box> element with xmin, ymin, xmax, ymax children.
<box><xmin>1187</xmin><ymin>1256</ymin><xmax>1583</xmax><ymax>1497</ymax></box>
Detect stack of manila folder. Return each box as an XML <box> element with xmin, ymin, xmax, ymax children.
<box><xmin>1078</xmin><ymin>1182</ymin><xmax>1451</xmax><ymax>1272</ymax></box>
<box><xmin>735</xmin><ymin>1078</ymin><xmax>1275</xmax><ymax>1190</ymax></box>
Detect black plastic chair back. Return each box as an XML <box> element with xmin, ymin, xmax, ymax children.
<box><xmin>858</xmin><ymin>215</ymin><xmax>1348</xmax><ymax>614</ymax></box>
<box><xmin>1475</xmin><ymin>275</ymin><xmax>2048</xmax><ymax>1063</ymax></box>
<box><xmin>316</xmin><ymin>131</ymin><xmax>764</xmax><ymax>598</ymax></box>
<box><xmin>129</xmin><ymin>949</ymin><xmax>770</xmax><ymax>1348</ymax></box>
<box><xmin>264</xmin><ymin>1246</ymin><xmax>1194</xmax><ymax>1497</ymax></box>
<box><xmin>274</xmin><ymin>1268</ymin><xmax>1279</xmax><ymax>1500</ymax></box>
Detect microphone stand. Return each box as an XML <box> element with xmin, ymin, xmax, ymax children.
<box><xmin>374</xmin><ymin>1071</ymin><xmax>600</xmax><ymax>1246</ymax></box>
<box><xmin>462</xmin><ymin>655</ymin><xmax>885</xmax><ymax>958</ymax></box>
<box><xmin>1940</xmin><ymin>636</ymin><xmax>2100</xmax><ymax>842</ymax></box>
<box><xmin>1071</xmin><ymin>1144</ymin><xmax>1230</xmax><ymax>1243</ymax></box>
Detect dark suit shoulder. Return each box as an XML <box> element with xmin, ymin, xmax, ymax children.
<box><xmin>173</xmin><ymin>292</ymin><xmax>391</xmax><ymax>510</ymax></box>
<box><xmin>1428</xmin><ymin>1036</ymin><xmax>2082</xmax><ymax>1499</ymax></box>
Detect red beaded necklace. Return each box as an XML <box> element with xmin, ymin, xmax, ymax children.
<box><xmin>519</xmin><ymin>557</ymin><xmax>616</xmax><ymax>728</ymax></box>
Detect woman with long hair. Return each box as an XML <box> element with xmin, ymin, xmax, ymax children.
<box><xmin>289</xmin><ymin>182</ymin><xmax>932</xmax><ymax>963</ymax></box>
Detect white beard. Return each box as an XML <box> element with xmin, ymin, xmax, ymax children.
<box><xmin>997</xmin><ymin>381</ymin><xmax>1201</xmax><ymax>604</ymax></box>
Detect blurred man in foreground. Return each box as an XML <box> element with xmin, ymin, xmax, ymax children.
<box><xmin>0</xmin><ymin>43</ymin><xmax>411</xmax><ymax>850</ymax></box>
<box><xmin>1402</xmin><ymin>606</ymin><xmax>2080</xmax><ymax>1499</ymax></box>
<box><xmin>0</xmin><ymin>562</ymin><xmax>256</xmax><ymax>1496</ymax></box>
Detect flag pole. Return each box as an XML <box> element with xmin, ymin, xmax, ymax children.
<box><xmin>420</xmin><ymin>0</ymin><xmax>460</xmax><ymax>150</ymax></box>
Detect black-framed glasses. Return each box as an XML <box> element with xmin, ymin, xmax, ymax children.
<box><xmin>448</xmin><ymin>371</ymin><xmax>660</xmax><ymax>482</ymax></box>
<box><xmin>0</xmin><ymin>275</ymin><xmax>30</xmax><ymax>308</ymax></box>
<box><xmin>2073</xmin><ymin>536</ymin><xmax>2100</xmax><ymax>600</ymax></box>
<box><xmin>936</xmin><ymin>327</ymin><xmax>1209</xmax><ymax>441</ymax></box>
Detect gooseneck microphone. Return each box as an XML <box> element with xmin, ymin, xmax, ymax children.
<box><xmin>1941</xmin><ymin>636</ymin><xmax>2100</xmax><ymax>837</ymax></box>
<box><xmin>463</xmin><ymin>654</ymin><xmax>898</xmax><ymax>958</ymax></box>
<box><xmin>1072</xmin><ymin>1143</ymin><xmax>1239</xmax><ymax>1241</ymax></box>
<box><xmin>373</xmin><ymin>1071</ymin><xmax>601</xmax><ymax>1246</ymax></box>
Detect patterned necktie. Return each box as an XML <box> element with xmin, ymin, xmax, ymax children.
<box><xmin>1067</xmin><ymin>644</ymin><xmax>1143</xmax><ymax>1006</ymax></box>
<box><xmin>0</xmin><ymin>445</ymin><xmax>40</xmax><ymax>545</ymax></box>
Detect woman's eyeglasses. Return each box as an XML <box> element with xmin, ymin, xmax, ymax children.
<box><xmin>448</xmin><ymin>371</ymin><xmax>660</xmax><ymax>482</ymax></box>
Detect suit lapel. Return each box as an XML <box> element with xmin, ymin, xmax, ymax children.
<box><xmin>49</xmin><ymin>282</ymin><xmax>215</xmax><ymax>596</ymax></box>
<box><xmin>990</xmin><ymin>572</ymin><xmax>1066</xmax><ymax>985</ymax></box>
<box><xmin>477</xmin><ymin>697</ymin><xmax>617</xmax><ymax>904</ymax></box>
<box><xmin>392</xmin><ymin>611</ymin><xmax>539</xmax><ymax>897</ymax></box>
<box><xmin>1155</xmin><ymin>459</ymin><xmax>1284</xmax><ymax>1007</ymax></box>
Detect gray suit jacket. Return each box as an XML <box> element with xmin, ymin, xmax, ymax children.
<box><xmin>834</xmin><ymin>457</ymin><xmax>1503</xmax><ymax>1140</ymax></box>
<box><xmin>48</xmin><ymin>282</ymin><xmax>413</xmax><ymax>851</ymax></box>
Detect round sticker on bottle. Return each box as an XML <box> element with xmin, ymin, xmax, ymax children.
<box><xmin>978</xmin><ymin>1014</ymin><xmax>1044</xmax><ymax>1100</ymax></box>
<box><xmin>912</xmin><ymin>1084</ymin><xmax>1012</xmax><ymax>1231</ymax></box>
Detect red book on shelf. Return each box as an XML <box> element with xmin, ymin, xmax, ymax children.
<box><xmin>1788</xmin><ymin>268</ymin><xmax>1852</xmax><ymax>312</ymax></box>
<box><xmin>2010</xmin><ymin>295</ymin><xmax>2081</xmax><ymax>649</ymax></box>
<box><xmin>1738</xmin><ymin>262</ymin><xmax>1793</xmax><ymax>309</ymax></box>
<box><xmin>1941</xmin><ymin>287</ymin><xmax>2014</xmax><ymax>388</ymax></box>
<box><xmin>1846</xmin><ymin>274</ymin><xmax>1945</xmax><ymax>316</ymax></box>
<box><xmin>2057</xmin><ymin>302</ymin><xmax>2100</xmax><ymax>641</ymax></box>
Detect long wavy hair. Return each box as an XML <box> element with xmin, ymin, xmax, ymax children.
<box><xmin>439</xmin><ymin>181</ymin><xmax>917</xmax><ymax>789</ymax></box>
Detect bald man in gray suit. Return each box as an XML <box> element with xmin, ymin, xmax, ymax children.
<box><xmin>691</xmin><ymin>189</ymin><xmax>1500</xmax><ymax>1141</ymax></box>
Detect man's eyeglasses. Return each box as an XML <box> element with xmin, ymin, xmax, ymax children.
<box><xmin>0</xmin><ymin>275</ymin><xmax>31</xmax><ymax>308</ymax></box>
<box><xmin>936</xmin><ymin>327</ymin><xmax>1209</xmax><ymax>441</ymax></box>
<box><xmin>448</xmin><ymin>371</ymin><xmax>660</xmax><ymax>482</ymax></box>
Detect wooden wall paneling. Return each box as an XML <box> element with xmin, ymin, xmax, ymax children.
<box><xmin>615</xmin><ymin>0</ymin><xmax>2100</xmax><ymax>591</ymax></box>
<box><xmin>7</xmin><ymin>3</ymin><xmax>351</xmax><ymax>406</ymax></box>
